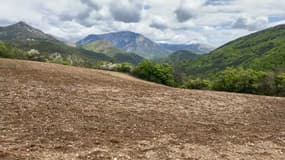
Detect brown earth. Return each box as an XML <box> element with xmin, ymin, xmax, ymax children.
<box><xmin>0</xmin><ymin>58</ymin><xmax>285</xmax><ymax>160</ymax></box>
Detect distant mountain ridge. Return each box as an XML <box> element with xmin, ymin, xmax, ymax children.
<box><xmin>78</xmin><ymin>31</ymin><xmax>215</xmax><ymax>59</ymax></box>
<box><xmin>77</xmin><ymin>31</ymin><xmax>171</xmax><ymax>59</ymax></box>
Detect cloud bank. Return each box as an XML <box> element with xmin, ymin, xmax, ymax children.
<box><xmin>0</xmin><ymin>0</ymin><xmax>285</xmax><ymax>46</ymax></box>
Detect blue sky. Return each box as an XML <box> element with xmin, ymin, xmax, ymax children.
<box><xmin>0</xmin><ymin>0</ymin><xmax>285</xmax><ymax>47</ymax></box>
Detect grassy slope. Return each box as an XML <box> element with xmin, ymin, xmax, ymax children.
<box><xmin>182</xmin><ymin>24</ymin><xmax>285</xmax><ymax>77</ymax></box>
<box><xmin>167</xmin><ymin>50</ymin><xmax>200</xmax><ymax>64</ymax></box>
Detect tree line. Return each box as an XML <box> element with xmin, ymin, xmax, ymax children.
<box><xmin>129</xmin><ymin>60</ymin><xmax>285</xmax><ymax>96</ymax></box>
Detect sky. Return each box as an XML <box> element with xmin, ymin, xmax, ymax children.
<box><xmin>0</xmin><ymin>0</ymin><xmax>285</xmax><ymax>47</ymax></box>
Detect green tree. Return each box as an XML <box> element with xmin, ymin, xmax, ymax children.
<box><xmin>276</xmin><ymin>73</ymin><xmax>285</xmax><ymax>96</ymax></box>
<box><xmin>133</xmin><ymin>60</ymin><xmax>175</xmax><ymax>86</ymax></box>
<box><xmin>183</xmin><ymin>77</ymin><xmax>211</xmax><ymax>90</ymax></box>
<box><xmin>258</xmin><ymin>72</ymin><xmax>278</xmax><ymax>95</ymax></box>
<box><xmin>116</xmin><ymin>63</ymin><xmax>133</xmax><ymax>73</ymax></box>
<box><xmin>213</xmin><ymin>67</ymin><xmax>266</xmax><ymax>94</ymax></box>
<box><xmin>133</xmin><ymin>60</ymin><xmax>154</xmax><ymax>80</ymax></box>
<box><xmin>0</xmin><ymin>41</ymin><xmax>9</xmax><ymax>57</ymax></box>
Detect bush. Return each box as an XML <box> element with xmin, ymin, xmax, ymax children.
<box><xmin>183</xmin><ymin>77</ymin><xmax>211</xmax><ymax>90</ymax></box>
<box><xmin>0</xmin><ymin>42</ymin><xmax>45</xmax><ymax>61</ymax></box>
<box><xmin>116</xmin><ymin>63</ymin><xmax>133</xmax><ymax>73</ymax></box>
<box><xmin>258</xmin><ymin>72</ymin><xmax>277</xmax><ymax>95</ymax></box>
<box><xmin>0</xmin><ymin>41</ymin><xmax>8</xmax><ymax>56</ymax></box>
<box><xmin>49</xmin><ymin>57</ymin><xmax>71</xmax><ymax>65</ymax></box>
<box><xmin>212</xmin><ymin>67</ymin><xmax>266</xmax><ymax>94</ymax></box>
<box><xmin>0</xmin><ymin>44</ymin><xmax>29</xmax><ymax>59</ymax></box>
<box><xmin>276</xmin><ymin>73</ymin><xmax>285</xmax><ymax>96</ymax></box>
<box><xmin>133</xmin><ymin>60</ymin><xmax>175</xmax><ymax>86</ymax></box>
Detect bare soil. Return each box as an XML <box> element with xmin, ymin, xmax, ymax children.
<box><xmin>0</xmin><ymin>58</ymin><xmax>285</xmax><ymax>160</ymax></box>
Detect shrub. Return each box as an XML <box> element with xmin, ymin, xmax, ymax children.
<box><xmin>183</xmin><ymin>77</ymin><xmax>211</xmax><ymax>90</ymax></box>
<box><xmin>212</xmin><ymin>67</ymin><xmax>266</xmax><ymax>94</ymax></box>
<box><xmin>0</xmin><ymin>41</ymin><xmax>8</xmax><ymax>56</ymax></box>
<box><xmin>116</xmin><ymin>63</ymin><xmax>133</xmax><ymax>73</ymax></box>
<box><xmin>257</xmin><ymin>72</ymin><xmax>278</xmax><ymax>95</ymax></box>
<box><xmin>49</xmin><ymin>57</ymin><xmax>71</xmax><ymax>65</ymax></box>
<box><xmin>133</xmin><ymin>60</ymin><xmax>175</xmax><ymax>86</ymax></box>
<box><xmin>276</xmin><ymin>73</ymin><xmax>285</xmax><ymax>96</ymax></box>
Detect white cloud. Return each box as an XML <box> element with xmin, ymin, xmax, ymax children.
<box><xmin>109</xmin><ymin>0</ymin><xmax>144</xmax><ymax>23</ymax></box>
<box><xmin>232</xmin><ymin>16</ymin><xmax>269</xmax><ymax>31</ymax></box>
<box><xmin>175</xmin><ymin>0</ymin><xmax>205</xmax><ymax>22</ymax></box>
<box><xmin>149</xmin><ymin>17</ymin><xmax>168</xmax><ymax>30</ymax></box>
<box><xmin>0</xmin><ymin>0</ymin><xmax>284</xmax><ymax>47</ymax></box>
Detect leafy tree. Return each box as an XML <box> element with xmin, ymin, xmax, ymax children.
<box><xmin>133</xmin><ymin>60</ymin><xmax>154</xmax><ymax>80</ymax></box>
<box><xmin>133</xmin><ymin>60</ymin><xmax>175</xmax><ymax>86</ymax></box>
<box><xmin>152</xmin><ymin>63</ymin><xmax>175</xmax><ymax>86</ymax></box>
<box><xmin>276</xmin><ymin>73</ymin><xmax>285</xmax><ymax>96</ymax></box>
<box><xmin>116</xmin><ymin>63</ymin><xmax>133</xmax><ymax>73</ymax></box>
<box><xmin>0</xmin><ymin>41</ymin><xmax>29</xmax><ymax>59</ymax></box>
<box><xmin>0</xmin><ymin>41</ymin><xmax>7</xmax><ymax>51</ymax></box>
<box><xmin>0</xmin><ymin>41</ymin><xmax>9</xmax><ymax>57</ymax></box>
<box><xmin>49</xmin><ymin>57</ymin><xmax>71</xmax><ymax>65</ymax></box>
<box><xmin>183</xmin><ymin>77</ymin><xmax>211</xmax><ymax>90</ymax></box>
<box><xmin>213</xmin><ymin>67</ymin><xmax>266</xmax><ymax>94</ymax></box>
<box><xmin>258</xmin><ymin>72</ymin><xmax>278</xmax><ymax>95</ymax></box>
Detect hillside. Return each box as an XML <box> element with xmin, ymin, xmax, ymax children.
<box><xmin>82</xmin><ymin>40</ymin><xmax>144</xmax><ymax>64</ymax></box>
<box><xmin>1</xmin><ymin>58</ymin><xmax>285</xmax><ymax>159</ymax></box>
<box><xmin>0</xmin><ymin>22</ymin><xmax>112</xmax><ymax>66</ymax></box>
<box><xmin>183</xmin><ymin>24</ymin><xmax>285</xmax><ymax>76</ymax></box>
<box><xmin>77</xmin><ymin>31</ymin><xmax>171</xmax><ymax>59</ymax></box>
<box><xmin>166</xmin><ymin>50</ymin><xmax>201</xmax><ymax>64</ymax></box>
<box><xmin>159</xmin><ymin>43</ymin><xmax>215</xmax><ymax>54</ymax></box>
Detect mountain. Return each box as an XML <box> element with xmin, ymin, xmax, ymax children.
<box><xmin>159</xmin><ymin>43</ymin><xmax>215</xmax><ymax>54</ymax></box>
<box><xmin>82</xmin><ymin>40</ymin><xmax>144</xmax><ymax>64</ymax></box>
<box><xmin>0</xmin><ymin>21</ymin><xmax>57</xmax><ymax>42</ymax></box>
<box><xmin>180</xmin><ymin>24</ymin><xmax>285</xmax><ymax>77</ymax></box>
<box><xmin>0</xmin><ymin>22</ymin><xmax>112</xmax><ymax>65</ymax></box>
<box><xmin>77</xmin><ymin>31</ymin><xmax>171</xmax><ymax>59</ymax></box>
